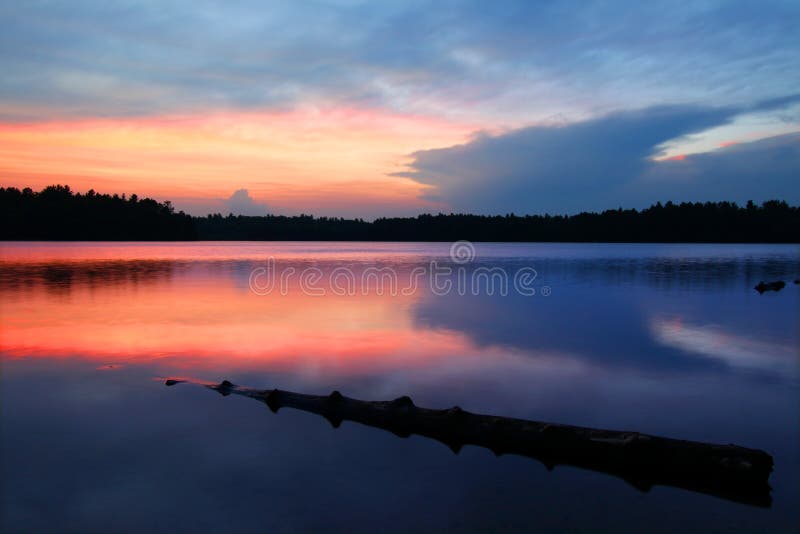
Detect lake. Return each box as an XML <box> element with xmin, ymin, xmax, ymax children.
<box><xmin>1</xmin><ymin>241</ymin><xmax>798</xmax><ymax>532</ymax></box>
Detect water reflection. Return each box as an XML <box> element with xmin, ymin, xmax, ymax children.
<box><xmin>413</xmin><ymin>279</ymin><xmax>798</xmax><ymax>381</ymax></box>
<box><xmin>1</xmin><ymin>244</ymin><xmax>797</xmax><ymax>400</ymax></box>
<box><xmin>1</xmin><ymin>242</ymin><xmax>799</xmax><ymax>531</ymax></box>
<box><xmin>650</xmin><ymin>317</ymin><xmax>797</xmax><ymax>376</ymax></box>
<box><xmin>0</xmin><ymin>260</ymin><xmax>181</xmax><ymax>296</ymax></box>
<box><xmin>165</xmin><ymin>377</ymin><xmax>775</xmax><ymax>507</ymax></box>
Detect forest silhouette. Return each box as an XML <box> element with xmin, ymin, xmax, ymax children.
<box><xmin>1</xmin><ymin>185</ymin><xmax>798</xmax><ymax>242</ymax></box>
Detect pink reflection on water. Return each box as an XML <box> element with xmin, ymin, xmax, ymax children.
<box><xmin>0</xmin><ymin>241</ymin><xmax>455</xmax><ymax>262</ymax></box>
<box><xmin>0</xmin><ymin>242</ymin><xmax>495</xmax><ymax>377</ymax></box>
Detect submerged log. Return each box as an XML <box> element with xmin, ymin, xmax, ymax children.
<box><xmin>754</xmin><ymin>280</ymin><xmax>786</xmax><ymax>293</ymax></box>
<box><xmin>165</xmin><ymin>378</ymin><xmax>773</xmax><ymax>507</ymax></box>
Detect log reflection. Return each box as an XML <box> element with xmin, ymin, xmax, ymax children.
<box><xmin>165</xmin><ymin>378</ymin><xmax>773</xmax><ymax>507</ymax></box>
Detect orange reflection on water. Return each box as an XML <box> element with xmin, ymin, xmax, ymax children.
<box><xmin>0</xmin><ymin>241</ymin><xmax>454</xmax><ymax>262</ymax></box>
<box><xmin>0</xmin><ymin>244</ymin><xmax>485</xmax><ymax>376</ymax></box>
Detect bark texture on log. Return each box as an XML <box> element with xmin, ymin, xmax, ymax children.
<box><xmin>165</xmin><ymin>378</ymin><xmax>773</xmax><ymax>507</ymax></box>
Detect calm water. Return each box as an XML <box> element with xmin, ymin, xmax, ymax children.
<box><xmin>1</xmin><ymin>242</ymin><xmax>798</xmax><ymax>532</ymax></box>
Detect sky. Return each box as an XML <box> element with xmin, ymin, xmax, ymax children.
<box><xmin>0</xmin><ymin>0</ymin><xmax>798</xmax><ymax>217</ymax></box>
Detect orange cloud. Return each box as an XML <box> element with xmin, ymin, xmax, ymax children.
<box><xmin>0</xmin><ymin>107</ymin><xmax>478</xmax><ymax>216</ymax></box>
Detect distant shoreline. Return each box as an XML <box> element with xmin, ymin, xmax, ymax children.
<box><xmin>2</xmin><ymin>185</ymin><xmax>799</xmax><ymax>243</ymax></box>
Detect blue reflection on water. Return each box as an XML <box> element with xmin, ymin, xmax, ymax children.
<box><xmin>1</xmin><ymin>242</ymin><xmax>798</xmax><ymax>532</ymax></box>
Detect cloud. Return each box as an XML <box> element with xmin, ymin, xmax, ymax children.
<box><xmin>402</xmin><ymin>102</ymin><xmax>800</xmax><ymax>214</ymax></box>
<box><xmin>2</xmin><ymin>2</ymin><xmax>797</xmax><ymax>216</ymax></box>
<box><xmin>1</xmin><ymin>1</ymin><xmax>799</xmax><ymax>123</ymax></box>
<box><xmin>175</xmin><ymin>189</ymin><xmax>268</xmax><ymax>216</ymax></box>
<box><xmin>636</xmin><ymin>133</ymin><xmax>800</xmax><ymax>205</ymax></box>
<box><xmin>224</xmin><ymin>189</ymin><xmax>268</xmax><ymax>215</ymax></box>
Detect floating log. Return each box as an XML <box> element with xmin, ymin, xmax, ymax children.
<box><xmin>165</xmin><ymin>378</ymin><xmax>773</xmax><ymax>507</ymax></box>
<box><xmin>755</xmin><ymin>280</ymin><xmax>786</xmax><ymax>293</ymax></box>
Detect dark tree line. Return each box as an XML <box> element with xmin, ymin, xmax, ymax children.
<box><xmin>0</xmin><ymin>185</ymin><xmax>196</xmax><ymax>240</ymax></box>
<box><xmin>2</xmin><ymin>185</ymin><xmax>798</xmax><ymax>242</ymax></box>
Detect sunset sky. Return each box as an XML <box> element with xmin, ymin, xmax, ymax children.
<box><xmin>1</xmin><ymin>0</ymin><xmax>798</xmax><ymax>217</ymax></box>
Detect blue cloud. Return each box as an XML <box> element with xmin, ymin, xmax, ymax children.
<box><xmin>636</xmin><ymin>133</ymin><xmax>800</xmax><ymax>206</ymax></box>
<box><xmin>1</xmin><ymin>1</ymin><xmax>798</xmax><ymax>121</ymax></box>
<box><xmin>403</xmin><ymin>102</ymin><xmax>800</xmax><ymax>214</ymax></box>
<box><xmin>2</xmin><ymin>1</ymin><xmax>797</xmax><ymax>214</ymax></box>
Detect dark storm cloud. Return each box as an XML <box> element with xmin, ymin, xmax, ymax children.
<box><xmin>402</xmin><ymin>100</ymin><xmax>800</xmax><ymax>214</ymax></box>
